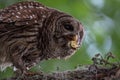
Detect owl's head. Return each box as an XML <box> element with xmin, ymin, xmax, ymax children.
<box><xmin>42</xmin><ymin>11</ymin><xmax>84</xmax><ymax>59</ymax></box>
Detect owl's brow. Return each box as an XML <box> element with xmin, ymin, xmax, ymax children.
<box><xmin>55</xmin><ymin>15</ymin><xmax>72</xmax><ymax>23</ymax></box>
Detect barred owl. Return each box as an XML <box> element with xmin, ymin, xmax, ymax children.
<box><xmin>0</xmin><ymin>1</ymin><xmax>84</xmax><ymax>74</ymax></box>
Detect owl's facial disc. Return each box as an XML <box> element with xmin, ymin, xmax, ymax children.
<box><xmin>53</xmin><ymin>16</ymin><xmax>84</xmax><ymax>59</ymax></box>
<box><xmin>61</xmin><ymin>18</ymin><xmax>82</xmax><ymax>50</ymax></box>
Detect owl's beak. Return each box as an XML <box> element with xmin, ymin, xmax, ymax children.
<box><xmin>70</xmin><ymin>35</ymin><xmax>79</xmax><ymax>49</ymax></box>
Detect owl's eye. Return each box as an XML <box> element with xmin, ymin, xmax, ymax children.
<box><xmin>64</xmin><ymin>24</ymin><xmax>74</xmax><ymax>31</ymax></box>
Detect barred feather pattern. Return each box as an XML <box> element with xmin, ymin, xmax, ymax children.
<box><xmin>0</xmin><ymin>1</ymin><xmax>54</xmax><ymax>71</ymax></box>
<box><xmin>0</xmin><ymin>1</ymin><xmax>84</xmax><ymax>73</ymax></box>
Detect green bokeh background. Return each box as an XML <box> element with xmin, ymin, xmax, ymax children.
<box><xmin>0</xmin><ymin>0</ymin><xmax>120</xmax><ymax>79</ymax></box>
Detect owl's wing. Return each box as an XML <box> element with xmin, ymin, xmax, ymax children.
<box><xmin>0</xmin><ymin>1</ymin><xmax>47</xmax><ymax>37</ymax></box>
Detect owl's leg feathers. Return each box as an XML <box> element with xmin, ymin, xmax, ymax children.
<box><xmin>9</xmin><ymin>41</ymin><xmax>41</xmax><ymax>77</ymax></box>
<box><xmin>10</xmin><ymin>49</ymin><xmax>40</xmax><ymax>77</ymax></box>
<box><xmin>9</xmin><ymin>41</ymin><xmax>29</xmax><ymax>76</ymax></box>
<box><xmin>10</xmin><ymin>49</ymin><xmax>27</xmax><ymax>76</ymax></box>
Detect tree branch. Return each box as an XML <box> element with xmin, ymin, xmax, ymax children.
<box><xmin>4</xmin><ymin>53</ymin><xmax>120</xmax><ymax>80</ymax></box>
<box><xmin>4</xmin><ymin>65</ymin><xmax>120</xmax><ymax>80</ymax></box>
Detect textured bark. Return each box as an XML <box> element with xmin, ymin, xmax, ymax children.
<box><xmin>4</xmin><ymin>64</ymin><xmax>120</xmax><ymax>80</ymax></box>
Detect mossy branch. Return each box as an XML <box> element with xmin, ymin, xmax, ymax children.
<box><xmin>4</xmin><ymin>53</ymin><xmax>120</xmax><ymax>80</ymax></box>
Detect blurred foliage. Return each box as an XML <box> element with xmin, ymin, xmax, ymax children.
<box><xmin>0</xmin><ymin>0</ymin><xmax>120</xmax><ymax>79</ymax></box>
